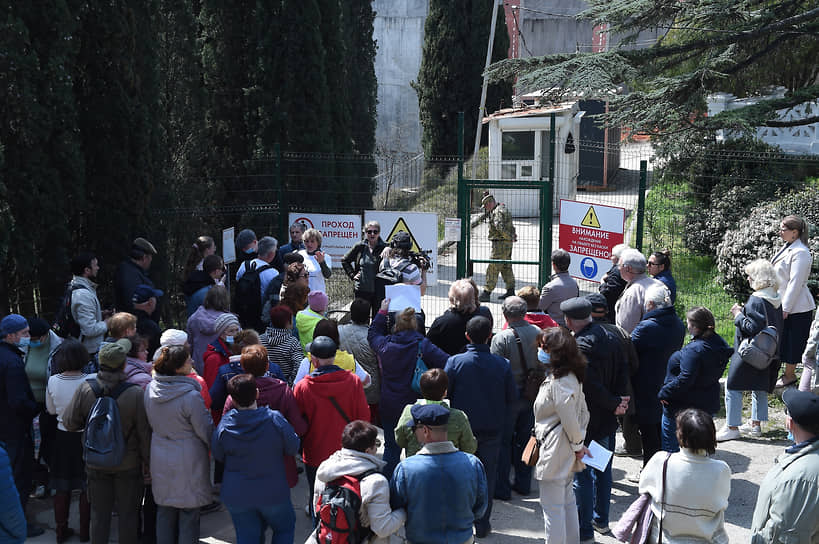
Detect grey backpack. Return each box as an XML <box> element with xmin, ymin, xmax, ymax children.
<box><xmin>737</xmin><ymin>326</ymin><xmax>778</xmax><ymax>370</ymax></box>
<box><xmin>83</xmin><ymin>379</ymin><xmax>136</xmax><ymax>469</ymax></box>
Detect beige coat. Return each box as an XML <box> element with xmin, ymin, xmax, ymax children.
<box><xmin>533</xmin><ymin>372</ymin><xmax>589</xmax><ymax>482</ymax></box>
<box><xmin>772</xmin><ymin>239</ymin><xmax>816</xmax><ymax>315</ymax></box>
<box><xmin>615</xmin><ymin>274</ymin><xmax>664</xmax><ymax>333</ymax></box>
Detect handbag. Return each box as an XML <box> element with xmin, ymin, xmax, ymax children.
<box><xmin>521</xmin><ymin>421</ymin><xmax>560</xmax><ymax>467</ymax></box>
<box><xmin>613</xmin><ymin>452</ymin><xmax>671</xmax><ymax>544</ymax></box>
<box><xmin>410</xmin><ymin>343</ymin><xmax>427</xmax><ymax>394</ymax></box>
<box><xmin>737</xmin><ymin>302</ymin><xmax>779</xmax><ymax>370</ymax></box>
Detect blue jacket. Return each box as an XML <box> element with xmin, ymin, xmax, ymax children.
<box><xmin>631</xmin><ymin>307</ymin><xmax>685</xmax><ymax>424</ymax></box>
<box><xmin>368</xmin><ymin>311</ymin><xmax>449</xmax><ymax>422</ymax></box>
<box><xmin>444</xmin><ymin>344</ymin><xmax>517</xmax><ymax>434</ymax></box>
<box><xmin>0</xmin><ymin>342</ymin><xmax>38</xmax><ymax>442</ymax></box>
<box><xmin>659</xmin><ymin>332</ymin><xmax>733</xmax><ymax>416</ymax></box>
<box><xmin>390</xmin><ymin>441</ymin><xmax>487</xmax><ymax>544</ymax></box>
<box><xmin>211</xmin><ymin>407</ymin><xmax>299</xmax><ymax>508</ymax></box>
<box><xmin>726</xmin><ymin>293</ymin><xmax>784</xmax><ymax>393</ymax></box>
<box><xmin>209</xmin><ymin>359</ymin><xmax>285</xmax><ymax>413</ymax></box>
<box><xmin>654</xmin><ymin>269</ymin><xmax>677</xmax><ymax>304</ymax></box>
<box><xmin>0</xmin><ymin>443</ymin><xmax>25</xmax><ymax>543</ymax></box>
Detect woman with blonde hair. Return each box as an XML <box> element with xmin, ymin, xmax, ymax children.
<box><xmin>718</xmin><ymin>259</ymin><xmax>784</xmax><ymax>441</ymax></box>
<box><xmin>772</xmin><ymin>214</ymin><xmax>815</xmax><ymax>387</ymax></box>
<box><xmin>367</xmin><ymin>299</ymin><xmax>448</xmax><ymax>477</ymax></box>
<box><xmin>427</xmin><ymin>279</ymin><xmax>492</xmax><ymax>355</ymax></box>
<box><xmin>298</xmin><ymin>228</ymin><xmax>332</xmax><ymax>293</ymax></box>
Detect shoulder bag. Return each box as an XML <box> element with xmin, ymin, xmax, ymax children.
<box><xmin>513</xmin><ymin>328</ymin><xmax>545</xmax><ymax>402</ymax></box>
<box><xmin>521</xmin><ymin>420</ymin><xmax>560</xmax><ymax>467</ymax></box>
<box><xmin>737</xmin><ymin>301</ymin><xmax>779</xmax><ymax>370</ymax></box>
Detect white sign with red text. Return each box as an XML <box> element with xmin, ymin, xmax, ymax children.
<box><xmin>559</xmin><ymin>199</ymin><xmax>625</xmax><ymax>282</ymax></box>
<box><xmin>288</xmin><ymin>213</ymin><xmax>362</xmax><ymax>267</ymax></box>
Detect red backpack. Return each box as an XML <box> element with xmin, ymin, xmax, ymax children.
<box><xmin>314</xmin><ymin>470</ymin><xmax>378</xmax><ymax>544</ymax></box>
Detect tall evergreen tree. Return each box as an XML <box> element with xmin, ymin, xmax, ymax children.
<box><xmin>415</xmin><ymin>0</ymin><xmax>512</xmax><ymax>171</ymax></box>
<box><xmin>0</xmin><ymin>0</ymin><xmax>85</xmax><ymax>311</ymax></box>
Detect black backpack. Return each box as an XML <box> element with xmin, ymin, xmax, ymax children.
<box><xmin>234</xmin><ymin>261</ymin><xmax>272</xmax><ymax>330</ymax></box>
<box><xmin>83</xmin><ymin>379</ymin><xmax>137</xmax><ymax>469</ymax></box>
<box><xmin>52</xmin><ymin>282</ymin><xmax>88</xmax><ymax>339</ymax></box>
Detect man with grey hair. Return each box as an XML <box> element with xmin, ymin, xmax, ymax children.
<box><xmin>600</xmin><ymin>243</ymin><xmax>630</xmax><ymax>318</ymax></box>
<box><xmin>235</xmin><ymin>236</ymin><xmax>279</xmax><ymax>331</ymax></box>
<box><xmin>630</xmin><ymin>284</ymin><xmax>685</xmax><ymax>464</ymax></box>
<box><xmin>278</xmin><ymin>221</ymin><xmax>306</xmax><ymax>262</ymax></box>
<box><xmin>615</xmin><ymin>249</ymin><xmax>664</xmax><ymax>334</ymax></box>
<box><xmin>490</xmin><ymin>296</ymin><xmax>541</xmax><ymax>499</ymax></box>
<box><xmin>538</xmin><ymin>249</ymin><xmax>579</xmax><ymax>326</ymax></box>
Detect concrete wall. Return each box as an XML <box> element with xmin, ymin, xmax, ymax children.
<box><xmin>373</xmin><ymin>0</ymin><xmax>428</xmax><ymax>156</ymax></box>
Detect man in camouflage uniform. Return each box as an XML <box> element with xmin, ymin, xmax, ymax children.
<box><xmin>479</xmin><ymin>192</ymin><xmax>516</xmax><ymax>301</ymax></box>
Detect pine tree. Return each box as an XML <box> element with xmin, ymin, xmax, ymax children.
<box><xmin>415</xmin><ymin>0</ymin><xmax>512</xmax><ymax>167</ymax></box>
<box><xmin>0</xmin><ymin>0</ymin><xmax>86</xmax><ymax>311</ymax></box>
<box><xmin>486</xmin><ymin>0</ymin><xmax>819</xmax><ymax>148</ymax></box>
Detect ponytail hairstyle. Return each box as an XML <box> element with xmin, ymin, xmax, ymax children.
<box><xmin>153</xmin><ymin>345</ymin><xmax>191</xmax><ymax>376</ymax></box>
<box><xmin>651</xmin><ymin>249</ymin><xmax>672</xmax><ymax>272</ymax></box>
<box><xmin>183</xmin><ymin>236</ymin><xmax>215</xmax><ymax>280</ymax></box>
<box><xmin>686</xmin><ymin>306</ymin><xmax>716</xmax><ymax>338</ymax></box>
<box><xmin>782</xmin><ymin>215</ymin><xmax>809</xmax><ymax>245</ymax></box>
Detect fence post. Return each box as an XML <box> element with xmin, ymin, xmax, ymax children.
<box><xmin>636</xmin><ymin>159</ymin><xmax>647</xmax><ymax>252</ymax></box>
<box><xmin>276</xmin><ymin>143</ymin><xmax>288</xmax><ymax>241</ymax></box>
<box><xmin>457</xmin><ymin>112</ymin><xmax>467</xmax><ymax>279</ymax></box>
<box><xmin>539</xmin><ymin>113</ymin><xmax>556</xmax><ymax>287</ymax></box>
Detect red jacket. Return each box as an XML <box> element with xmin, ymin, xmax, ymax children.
<box><xmin>293</xmin><ymin>366</ymin><xmax>369</xmax><ymax>467</ymax></box>
<box><xmin>203</xmin><ymin>339</ymin><xmax>230</xmax><ymax>389</ymax></box>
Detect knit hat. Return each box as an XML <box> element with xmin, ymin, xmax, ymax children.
<box><xmin>0</xmin><ymin>314</ymin><xmax>28</xmax><ymax>337</ymax></box>
<box><xmin>308</xmin><ymin>290</ymin><xmax>329</xmax><ymax>313</ymax></box>
<box><xmin>99</xmin><ymin>339</ymin><xmax>131</xmax><ymax>369</ymax></box>
<box><xmin>151</xmin><ymin>329</ymin><xmax>189</xmax><ymax>361</ymax></box>
<box><xmin>27</xmin><ymin>317</ymin><xmax>51</xmax><ymax>338</ymax></box>
<box><xmin>214</xmin><ymin>313</ymin><xmax>240</xmax><ymax>336</ymax></box>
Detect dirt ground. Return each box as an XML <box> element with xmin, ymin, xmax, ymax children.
<box><xmin>28</xmin><ymin>394</ymin><xmax>790</xmax><ymax>544</ymax></box>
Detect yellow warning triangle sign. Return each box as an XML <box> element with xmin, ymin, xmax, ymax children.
<box><xmin>385</xmin><ymin>217</ymin><xmax>422</xmax><ymax>253</ymax></box>
<box><xmin>581</xmin><ymin>206</ymin><xmax>601</xmax><ymax>228</ymax></box>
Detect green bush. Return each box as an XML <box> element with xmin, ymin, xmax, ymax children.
<box><xmin>716</xmin><ymin>186</ymin><xmax>819</xmax><ymax>298</ymax></box>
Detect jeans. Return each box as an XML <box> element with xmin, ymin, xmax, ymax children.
<box><xmin>725</xmin><ymin>387</ymin><xmax>768</xmax><ymax>426</ymax></box>
<box><xmin>227</xmin><ymin>501</ymin><xmax>295</xmax><ymax>544</ymax></box>
<box><xmin>87</xmin><ymin>467</ymin><xmax>143</xmax><ymax>544</ymax></box>
<box><xmin>156</xmin><ymin>506</ymin><xmax>200</xmax><ymax>544</ymax></box>
<box><xmin>381</xmin><ymin>414</ymin><xmax>400</xmax><ymax>479</ymax></box>
<box><xmin>496</xmin><ymin>398</ymin><xmax>534</xmax><ymax>497</ymax></box>
<box><xmin>661</xmin><ymin>412</ymin><xmax>679</xmax><ymax>453</ymax></box>
<box><xmin>573</xmin><ymin>433</ymin><xmax>614</xmax><ymax>540</ymax></box>
<box><xmin>473</xmin><ymin>430</ymin><xmax>502</xmax><ymax>532</ymax></box>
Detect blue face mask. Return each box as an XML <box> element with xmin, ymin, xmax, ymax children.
<box><xmin>17</xmin><ymin>336</ymin><xmax>30</xmax><ymax>348</ymax></box>
<box><xmin>225</xmin><ymin>336</ymin><xmax>234</xmax><ymax>344</ymax></box>
<box><xmin>538</xmin><ymin>348</ymin><xmax>551</xmax><ymax>365</ymax></box>
<box><xmin>29</xmin><ymin>340</ymin><xmax>43</xmax><ymax>348</ymax></box>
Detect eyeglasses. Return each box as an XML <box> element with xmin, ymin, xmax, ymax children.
<box><xmin>366</xmin><ymin>230</ymin><xmax>379</xmax><ymax>235</ymax></box>
<box><xmin>647</xmin><ymin>262</ymin><xmax>659</xmax><ymax>267</ymax></box>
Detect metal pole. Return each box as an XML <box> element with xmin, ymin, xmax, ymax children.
<box><xmin>276</xmin><ymin>143</ymin><xmax>288</xmax><ymax>242</ymax></box>
<box><xmin>457</xmin><ymin>112</ymin><xmax>467</xmax><ymax>279</ymax></box>
<box><xmin>539</xmin><ymin>113</ymin><xmax>556</xmax><ymax>287</ymax></box>
<box><xmin>636</xmin><ymin>160</ymin><xmax>647</xmax><ymax>252</ymax></box>
<box><xmin>471</xmin><ymin>0</ymin><xmax>500</xmax><ymax>178</ymax></box>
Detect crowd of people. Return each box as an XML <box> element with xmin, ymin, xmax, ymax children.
<box><xmin>0</xmin><ymin>213</ymin><xmax>817</xmax><ymax>544</ymax></box>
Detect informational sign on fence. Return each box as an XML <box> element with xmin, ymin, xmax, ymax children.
<box><xmin>222</xmin><ymin>227</ymin><xmax>236</xmax><ymax>264</ymax></box>
<box><xmin>559</xmin><ymin>199</ymin><xmax>625</xmax><ymax>282</ymax></box>
<box><xmin>365</xmin><ymin>211</ymin><xmax>438</xmax><ymax>285</ymax></box>
<box><xmin>288</xmin><ymin>213</ymin><xmax>361</xmax><ymax>267</ymax></box>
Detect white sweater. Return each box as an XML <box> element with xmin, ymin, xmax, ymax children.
<box><xmin>638</xmin><ymin>448</ymin><xmax>731</xmax><ymax>543</ymax></box>
<box><xmin>46</xmin><ymin>373</ymin><xmax>96</xmax><ymax>431</ymax></box>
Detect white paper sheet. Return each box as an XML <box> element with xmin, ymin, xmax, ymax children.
<box><xmin>581</xmin><ymin>439</ymin><xmax>613</xmax><ymax>472</ymax></box>
<box><xmin>385</xmin><ymin>284</ymin><xmax>422</xmax><ymax>313</ymax></box>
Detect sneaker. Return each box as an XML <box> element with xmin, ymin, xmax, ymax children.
<box><xmin>716</xmin><ymin>426</ymin><xmax>740</xmax><ymax>442</ymax></box>
<box><xmin>478</xmin><ymin>291</ymin><xmax>491</xmax><ymax>302</ymax></box>
<box><xmin>738</xmin><ymin>422</ymin><xmax>762</xmax><ymax>437</ymax></box>
<box><xmin>592</xmin><ymin>521</ymin><xmax>611</xmax><ymax>534</ymax></box>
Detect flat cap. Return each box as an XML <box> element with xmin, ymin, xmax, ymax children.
<box><xmin>782</xmin><ymin>388</ymin><xmax>819</xmax><ymax>428</ymax></box>
<box><xmin>560</xmin><ymin>297</ymin><xmax>592</xmax><ymax>320</ymax></box>
<box><xmin>407</xmin><ymin>403</ymin><xmax>450</xmax><ymax>428</ymax></box>
<box><xmin>133</xmin><ymin>237</ymin><xmax>157</xmax><ymax>255</ymax></box>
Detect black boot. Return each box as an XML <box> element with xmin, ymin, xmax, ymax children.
<box><xmin>499</xmin><ymin>288</ymin><xmax>516</xmax><ymax>299</ymax></box>
<box><xmin>478</xmin><ymin>290</ymin><xmax>491</xmax><ymax>302</ymax></box>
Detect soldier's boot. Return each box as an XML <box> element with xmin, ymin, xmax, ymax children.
<box><xmin>479</xmin><ymin>290</ymin><xmax>492</xmax><ymax>302</ymax></box>
<box><xmin>499</xmin><ymin>288</ymin><xmax>516</xmax><ymax>299</ymax></box>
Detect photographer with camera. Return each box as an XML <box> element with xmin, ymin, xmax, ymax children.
<box><xmin>375</xmin><ymin>231</ymin><xmax>430</xmax><ymax>332</ymax></box>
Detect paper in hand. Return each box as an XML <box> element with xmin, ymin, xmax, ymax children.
<box><xmin>581</xmin><ymin>439</ymin><xmax>613</xmax><ymax>472</ymax></box>
<box><xmin>385</xmin><ymin>284</ymin><xmax>422</xmax><ymax>313</ymax></box>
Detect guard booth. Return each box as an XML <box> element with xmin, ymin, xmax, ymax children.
<box><xmin>457</xmin><ymin>104</ymin><xmax>584</xmax><ymax>291</ymax></box>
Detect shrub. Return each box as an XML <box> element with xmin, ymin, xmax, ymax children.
<box><xmin>716</xmin><ymin>186</ymin><xmax>819</xmax><ymax>298</ymax></box>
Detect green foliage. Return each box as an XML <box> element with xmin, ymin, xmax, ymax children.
<box><xmin>486</xmin><ymin>0</ymin><xmax>819</xmax><ymax>146</ymax></box>
<box><xmin>415</xmin><ymin>0</ymin><xmax>512</xmax><ymax>162</ymax></box>
<box><xmin>716</xmin><ymin>186</ymin><xmax>819</xmax><ymax>298</ymax></box>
